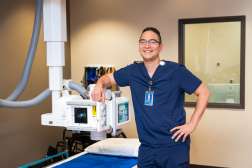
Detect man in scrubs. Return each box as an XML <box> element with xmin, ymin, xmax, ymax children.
<box><xmin>91</xmin><ymin>27</ymin><xmax>209</xmax><ymax>168</ymax></box>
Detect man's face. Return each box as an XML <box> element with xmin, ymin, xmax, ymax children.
<box><xmin>138</xmin><ymin>31</ymin><xmax>162</xmax><ymax>62</ymax></box>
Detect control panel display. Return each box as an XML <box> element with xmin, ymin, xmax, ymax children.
<box><xmin>74</xmin><ymin>108</ymin><xmax>88</xmax><ymax>124</ymax></box>
<box><xmin>118</xmin><ymin>103</ymin><xmax>129</xmax><ymax>124</ymax></box>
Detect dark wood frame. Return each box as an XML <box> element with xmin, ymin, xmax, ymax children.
<box><xmin>178</xmin><ymin>16</ymin><xmax>246</xmax><ymax>109</ymax></box>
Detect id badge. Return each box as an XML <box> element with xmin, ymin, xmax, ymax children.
<box><xmin>144</xmin><ymin>90</ymin><xmax>154</xmax><ymax>106</ymax></box>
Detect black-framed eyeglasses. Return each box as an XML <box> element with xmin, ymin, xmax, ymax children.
<box><xmin>139</xmin><ymin>39</ymin><xmax>160</xmax><ymax>46</ymax></box>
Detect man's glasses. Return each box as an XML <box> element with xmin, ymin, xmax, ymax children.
<box><xmin>139</xmin><ymin>39</ymin><xmax>160</xmax><ymax>47</ymax></box>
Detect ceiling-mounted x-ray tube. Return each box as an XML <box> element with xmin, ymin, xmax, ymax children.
<box><xmin>43</xmin><ymin>0</ymin><xmax>67</xmax><ymax>114</ymax></box>
<box><xmin>1</xmin><ymin>0</ymin><xmax>87</xmax><ymax>109</ymax></box>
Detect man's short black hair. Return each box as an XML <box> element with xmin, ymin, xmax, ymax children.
<box><xmin>140</xmin><ymin>27</ymin><xmax>162</xmax><ymax>43</ymax></box>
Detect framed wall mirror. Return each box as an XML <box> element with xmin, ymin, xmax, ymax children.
<box><xmin>178</xmin><ymin>16</ymin><xmax>245</xmax><ymax>109</ymax></box>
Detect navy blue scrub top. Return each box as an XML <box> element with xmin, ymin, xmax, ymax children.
<box><xmin>113</xmin><ymin>61</ymin><xmax>201</xmax><ymax>147</ymax></box>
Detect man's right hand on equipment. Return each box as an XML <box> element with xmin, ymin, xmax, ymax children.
<box><xmin>91</xmin><ymin>83</ymin><xmax>105</xmax><ymax>102</ymax></box>
<box><xmin>91</xmin><ymin>73</ymin><xmax>116</xmax><ymax>102</ymax></box>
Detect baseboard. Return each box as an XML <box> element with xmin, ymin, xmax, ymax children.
<box><xmin>190</xmin><ymin>164</ymin><xmax>227</xmax><ymax>168</ymax></box>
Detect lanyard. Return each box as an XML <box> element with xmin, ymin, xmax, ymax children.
<box><xmin>144</xmin><ymin>80</ymin><xmax>154</xmax><ymax>106</ymax></box>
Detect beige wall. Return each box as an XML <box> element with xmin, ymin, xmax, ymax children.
<box><xmin>0</xmin><ymin>0</ymin><xmax>67</xmax><ymax>167</ymax></box>
<box><xmin>70</xmin><ymin>0</ymin><xmax>252</xmax><ymax>167</ymax></box>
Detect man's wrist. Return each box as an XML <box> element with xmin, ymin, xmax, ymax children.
<box><xmin>188</xmin><ymin>120</ymin><xmax>198</xmax><ymax>130</ymax></box>
<box><xmin>96</xmin><ymin>81</ymin><xmax>103</xmax><ymax>88</ymax></box>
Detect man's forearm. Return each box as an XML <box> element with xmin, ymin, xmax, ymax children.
<box><xmin>189</xmin><ymin>85</ymin><xmax>209</xmax><ymax>129</ymax></box>
<box><xmin>96</xmin><ymin>74</ymin><xmax>113</xmax><ymax>89</ymax></box>
<box><xmin>170</xmin><ymin>85</ymin><xmax>209</xmax><ymax>142</ymax></box>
